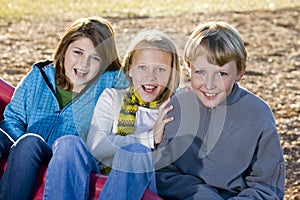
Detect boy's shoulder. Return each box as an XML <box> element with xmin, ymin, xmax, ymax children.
<box><xmin>171</xmin><ymin>90</ymin><xmax>201</xmax><ymax>111</ymax></box>
<box><xmin>174</xmin><ymin>90</ymin><xmax>197</xmax><ymax>101</ymax></box>
<box><xmin>239</xmin><ymin>86</ymin><xmax>274</xmax><ymax>114</ymax></box>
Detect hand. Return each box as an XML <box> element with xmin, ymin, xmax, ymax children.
<box><xmin>152</xmin><ymin>98</ymin><xmax>174</xmax><ymax>145</ymax></box>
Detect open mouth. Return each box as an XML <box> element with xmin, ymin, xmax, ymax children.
<box><xmin>74</xmin><ymin>68</ymin><xmax>88</xmax><ymax>77</ymax></box>
<box><xmin>203</xmin><ymin>91</ymin><xmax>217</xmax><ymax>98</ymax></box>
<box><xmin>142</xmin><ymin>84</ymin><xmax>158</xmax><ymax>93</ymax></box>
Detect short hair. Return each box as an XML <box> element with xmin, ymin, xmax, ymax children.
<box><xmin>184</xmin><ymin>21</ymin><xmax>247</xmax><ymax>73</ymax></box>
<box><xmin>54</xmin><ymin>16</ymin><xmax>121</xmax><ymax>91</ymax></box>
<box><xmin>122</xmin><ymin>29</ymin><xmax>181</xmax><ymax>101</ymax></box>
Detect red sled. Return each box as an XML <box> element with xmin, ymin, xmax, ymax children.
<box><xmin>0</xmin><ymin>78</ymin><xmax>162</xmax><ymax>200</ymax></box>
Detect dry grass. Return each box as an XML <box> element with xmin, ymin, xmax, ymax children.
<box><xmin>1</xmin><ymin>0</ymin><xmax>300</xmax><ymax>19</ymax></box>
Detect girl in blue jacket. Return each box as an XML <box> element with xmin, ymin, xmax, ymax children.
<box><xmin>0</xmin><ymin>16</ymin><xmax>127</xmax><ymax>200</ymax></box>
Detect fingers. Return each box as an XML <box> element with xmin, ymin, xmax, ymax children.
<box><xmin>153</xmin><ymin>98</ymin><xmax>175</xmax><ymax>145</ymax></box>
<box><xmin>158</xmin><ymin>98</ymin><xmax>173</xmax><ymax>119</ymax></box>
<box><xmin>164</xmin><ymin>116</ymin><xmax>174</xmax><ymax>124</ymax></box>
<box><xmin>159</xmin><ymin>104</ymin><xmax>173</xmax><ymax>120</ymax></box>
<box><xmin>159</xmin><ymin>97</ymin><xmax>171</xmax><ymax>110</ymax></box>
<box><xmin>153</xmin><ymin>116</ymin><xmax>174</xmax><ymax>144</ymax></box>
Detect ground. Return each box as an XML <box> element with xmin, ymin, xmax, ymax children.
<box><xmin>0</xmin><ymin>7</ymin><xmax>299</xmax><ymax>199</ymax></box>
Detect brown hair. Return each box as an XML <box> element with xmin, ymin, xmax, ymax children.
<box><xmin>54</xmin><ymin>16</ymin><xmax>121</xmax><ymax>91</ymax></box>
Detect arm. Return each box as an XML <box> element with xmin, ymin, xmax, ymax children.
<box><xmin>114</xmin><ymin>69</ymin><xmax>130</xmax><ymax>90</ymax></box>
<box><xmin>156</xmin><ymin>164</ymin><xmax>224</xmax><ymax>200</ymax></box>
<box><xmin>229</xmin><ymin>124</ymin><xmax>285</xmax><ymax>200</ymax></box>
<box><xmin>86</xmin><ymin>89</ymin><xmax>149</xmax><ymax>166</ymax></box>
<box><xmin>0</xmin><ymin>72</ymin><xmax>32</xmax><ymax>141</ymax></box>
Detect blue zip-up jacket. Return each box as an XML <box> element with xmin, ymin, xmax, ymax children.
<box><xmin>155</xmin><ymin>83</ymin><xmax>285</xmax><ymax>200</ymax></box>
<box><xmin>0</xmin><ymin>60</ymin><xmax>128</xmax><ymax>146</ymax></box>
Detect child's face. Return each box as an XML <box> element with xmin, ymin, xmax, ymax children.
<box><xmin>190</xmin><ymin>55</ymin><xmax>244</xmax><ymax>108</ymax></box>
<box><xmin>64</xmin><ymin>37</ymin><xmax>102</xmax><ymax>93</ymax></box>
<box><xmin>129</xmin><ymin>49</ymin><xmax>172</xmax><ymax>102</ymax></box>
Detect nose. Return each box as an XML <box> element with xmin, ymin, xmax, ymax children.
<box><xmin>204</xmin><ymin>74</ymin><xmax>216</xmax><ymax>90</ymax></box>
<box><xmin>145</xmin><ymin>68</ymin><xmax>157</xmax><ymax>80</ymax></box>
<box><xmin>79</xmin><ymin>55</ymin><xmax>90</xmax><ymax>68</ymax></box>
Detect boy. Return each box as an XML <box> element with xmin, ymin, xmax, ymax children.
<box><xmin>155</xmin><ymin>21</ymin><xmax>285</xmax><ymax>200</ymax></box>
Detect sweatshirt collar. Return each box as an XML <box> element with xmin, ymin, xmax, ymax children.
<box><xmin>220</xmin><ymin>82</ymin><xmax>247</xmax><ymax>106</ymax></box>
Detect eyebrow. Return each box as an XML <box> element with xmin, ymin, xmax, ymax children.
<box><xmin>73</xmin><ymin>46</ymin><xmax>84</xmax><ymax>51</ymax></box>
<box><xmin>73</xmin><ymin>46</ymin><xmax>99</xmax><ymax>56</ymax></box>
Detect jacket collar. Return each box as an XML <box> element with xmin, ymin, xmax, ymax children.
<box><xmin>224</xmin><ymin>82</ymin><xmax>247</xmax><ymax>105</ymax></box>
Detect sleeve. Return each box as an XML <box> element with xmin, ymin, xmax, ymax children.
<box><xmin>155</xmin><ymin>136</ymin><xmax>224</xmax><ymax>199</ymax></box>
<box><xmin>0</xmin><ymin>70</ymin><xmax>33</xmax><ymax>141</ymax></box>
<box><xmin>114</xmin><ymin>69</ymin><xmax>130</xmax><ymax>89</ymax></box>
<box><xmin>86</xmin><ymin>89</ymin><xmax>150</xmax><ymax>166</ymax></box>
<box><xmin>229</xmin><ymin>120</ymin><xmax>285</xmax><ymax>200</ymax></box>
<box><xmin>156</xmin><ymin>166</ymin><xmax>224</xmax><ymax>200</ymax></box>
<box><xmin>136</xmin><ymin>130</ymin><xmax>154</xmax><ymax>149</ymax></box>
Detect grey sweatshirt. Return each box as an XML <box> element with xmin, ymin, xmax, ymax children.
<box><xmin>155</xmin><ymin>83</ymin><xmax>285</xmax><ymax>200</ymax></box>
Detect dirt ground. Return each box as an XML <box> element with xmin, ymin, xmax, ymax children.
<box><xmin>0</xmin><ymin>7</ymin><xmax>299</xmax><ymax>199</ymax></box>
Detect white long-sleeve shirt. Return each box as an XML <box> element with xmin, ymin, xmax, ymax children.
<box><xmin>86</xmin><ymin>88</ymin><xmax>157</xmax><ymax>166</ymax></box>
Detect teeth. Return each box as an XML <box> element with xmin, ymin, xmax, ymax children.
<box><xmin>144</xmin><ymin>85</ymin><xmax>155</xmax><ymax>90</ymax></box>
<box><xmin>75</xmin><ymin>69</ymin><xmax>87</xmax><ymax>75</ymax></box>
<box><xmin>205</xmin><ymin>92</ymin><xmax>216</xmax><ymax>97</ymax></box>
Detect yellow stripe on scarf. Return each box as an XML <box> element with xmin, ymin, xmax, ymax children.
<box><xmin>117</xmin><ymin>87</ymin><xmax>162</xmax><ymax>136</ymax></box>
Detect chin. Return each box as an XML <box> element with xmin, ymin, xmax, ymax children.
<box><xmin>201</xmin><ymin>99</ymin><xmax>218</xmax><ymax>108</ymax></box>
<box><xmin>142</xmin><ymin>97</ymin><xmax>156</xmax><ymax>102</ymax></box>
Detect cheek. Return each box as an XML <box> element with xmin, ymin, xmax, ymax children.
<box><xmin>90</xmin><ymin>62</ymin><xmax>101</xmax><ymax>72</ymax></box>
<box><xmin>63</xmin><ymin>59</ymin><xmax>71</xmax><ymax>75</ymax></box>
<box><xmin>221</xmin><ymin>78</ymin><xmax>235</xmax><ymax>96</ymax></box>
<box><xmin>64</xmin><ymin>49</ymin><xmax>73</xmax><ymax>64</ymax></box>
<box><xmin>63</xmin><ymin>53</ymin><xmax>74</xmax><ymax>70</ymax></box>
<box><xmin>89</xmin><ymin>68</ymin><xmax>100</xmax><ymax>79</ymax></box>
<box><xmin>158</xmin><ymin>75</ymin><xmax>170</xmax><ymax>87</ymax></box>
<box><xmin>190</xmin><ymin>76</ymin><xmax>202</xmax><ymax>89</ymax></box>
<box><xmin>131</xmin><ymin>74</ymin><xmax>140</xmax><ymax>87</ymax></box>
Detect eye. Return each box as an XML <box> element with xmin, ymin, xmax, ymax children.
<box><xmin>74</xmin><ymin>50</ymin><xmax>83</xmax><ymax>55</ymax></box>
<box><xmin>195</xmin><ymin>70</ymin><xmax>204</xmax><ymax>75</ymax></box>
<box><xmin>91</xmin><ymin>55</ymin><xmax>101</xmax><ymax>62</ymax></box>
<box><xmin>137</xmin><ymin>65</ymin><xmax>147</xmax><ymax>70</ymax></box>
<box><xmin>157</xmin><ymin>67</ymin><xmax>166</xmax><ymax>72</ymax></box>
<box><xmin>218</xmin><ymin>71</ymin><xmax>228</xmax><ymax>76</ymax></box>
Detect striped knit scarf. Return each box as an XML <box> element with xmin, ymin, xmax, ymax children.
<box><xmin>117</xmin><ymin>87</ymin><xmax>162</xmax><ymax>136</ymax></box>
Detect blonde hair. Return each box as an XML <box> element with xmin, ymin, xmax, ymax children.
<box><xmin>123</xmin><ymin>29</ymin><xmax>180</xmax><ymax>101</ymax></box>
<box><xmin>184</xmin><ymin>21</ymin><xmax>247</xmax><ymax>73</ymax></box>
<box><xmin>55</xmin><ymin>16</ymin><xmax>121</xmax><ymax>91</ymax></box>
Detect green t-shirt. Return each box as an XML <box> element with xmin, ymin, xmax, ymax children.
<box><xmin>55</xmin><ymin>87</ymin><xmax>76</xmax><ymax>108</ymax></box>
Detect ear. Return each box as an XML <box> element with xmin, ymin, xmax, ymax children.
<box><xmin>128</xmin><ymin>69</ymin><xmax>133</xmax><ymax>77</ymax></box>
<box><xmin>236</xmin><ymin>67</ymin><xmax>245</xmax><ymax>82</ymax></box>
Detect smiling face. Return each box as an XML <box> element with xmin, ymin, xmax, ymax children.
<box><xmin>128</xmin><ymin>49</ymin><xmax>172</xmax><ymax>102</ymax></box>
<box><xmin>64</xmin><ymin>37</ymin><xmax>102</xmax><ymax>93</ymax></box>
<box><xmin>190</xmin><ymin>55</ymin><xmax>244</xmax><ymax>108</ymax></box>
